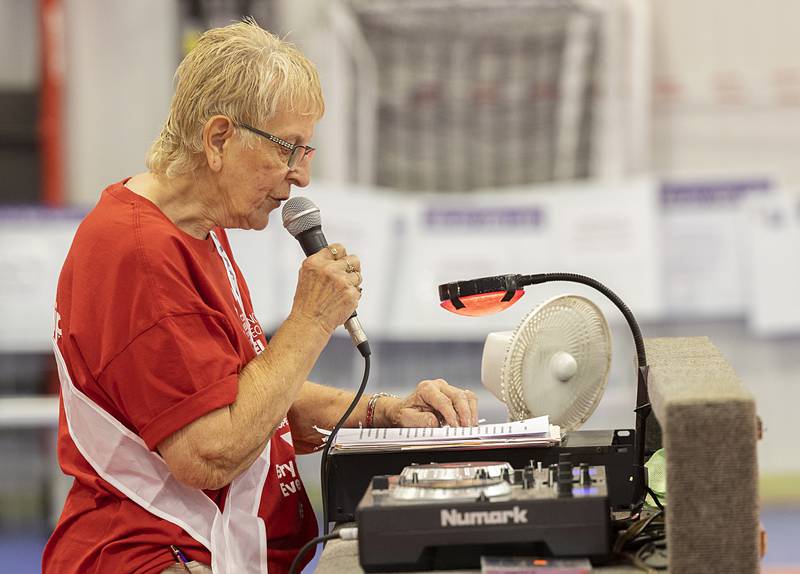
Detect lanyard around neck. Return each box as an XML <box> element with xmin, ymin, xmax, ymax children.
<box><xmin>209</xmin><ymin>230</ymin><xmax>261</xmax><ymax>355</ymax></box>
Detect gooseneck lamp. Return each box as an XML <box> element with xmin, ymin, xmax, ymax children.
<box><xmin>439</xmin><ymin>273</ymin><xmax>651</xmax><ymax>510</ymax></box>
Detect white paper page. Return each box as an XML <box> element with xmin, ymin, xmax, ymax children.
<box><xmin>333</xmin><ymin>415</ymin><xmax>550</xmax><ymax>446</ymax></box>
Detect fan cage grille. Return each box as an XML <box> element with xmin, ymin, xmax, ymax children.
<box><xmin>500</xmin><ymin>294</ymin><xmax>611</xmax><ymax>431</ymax></box>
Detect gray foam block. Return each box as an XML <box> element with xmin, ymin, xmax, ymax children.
<box><xmin>646</xmin><ymin>337</ymin><xmax>759</xmax><ymax>574</ymax></box>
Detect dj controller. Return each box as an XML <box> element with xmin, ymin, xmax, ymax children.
<box><xmin>356</xmin><ymin>457</ymin><xmax>612</xmax><ymax>572</ymax></box>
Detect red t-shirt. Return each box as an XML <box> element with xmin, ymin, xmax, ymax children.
<box><xmin>43</xmin><ymin>180</ymin><xmax>318</xmax><ymax>574</ymax></box>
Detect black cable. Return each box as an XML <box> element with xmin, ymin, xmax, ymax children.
<box><xmin>615</xmin><ymin>507</ymin><xmax>667</xmax><ymax>572</ymax></box>
<box><xmin>626</xmin><ymin>539</ymin><xmax>668</xmax><ymax>572</ymax></box>
<box><xmin>288</xmin><ymin>531</ymin><xmax>340</xmax><ymax>574</ymax></box>
<box><xmin>614</xmin><ymin>509</ymin><xmax>664</xmax><ymax>554</ymax></box>
<box><xmin>634</xmin><ymin>539</ymin><xmax>668</xmax><ymax>571</ymax></box>
<box><xmin>519</xmin><ymin>273</ymin><xmax>647</xmax><ymax>367</ymax></box>
<box><xmin>519</xmin><ymin>272</ymin><xmax>651</xmax><ymax>511</ymax></box>
<box><xmin>647</xmin><ymin>486</ymin><xmax>664</xmax><ymax>511</ymax></box>
<box><xmin>320</xmin><ymin>354</ymin><xmax>372</xmax><ymax>536</ymax></box>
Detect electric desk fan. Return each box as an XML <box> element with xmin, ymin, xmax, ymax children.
<box><xmin>481</xmin><ymin>294</ymin><xmax>612</xmax><ymax>430</ymax></box>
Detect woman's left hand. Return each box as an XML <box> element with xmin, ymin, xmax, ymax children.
<box><xmin>380</xmin><ymin>379</ymin><xmax>479</xmax><ymax>428</ymax></box>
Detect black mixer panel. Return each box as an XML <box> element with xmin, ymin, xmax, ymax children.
<box><xmin>327</xmin><ymin>429</ymin><xmax>636</xmax><ymax>524</ymax></box>
<box><xmin>356</xmin><ymin>457</ymin><xmax>612</xmax><ymax>572</ymax></box>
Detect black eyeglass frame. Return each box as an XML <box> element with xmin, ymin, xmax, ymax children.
<box><xmin>238</xmin><ymin>123</ymin><xmax>315</xmax><ymax>169</ymax></box>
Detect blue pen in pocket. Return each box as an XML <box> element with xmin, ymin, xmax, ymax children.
<box><xmin>169</xmin><ymin>545</ymin><xmax>192</xmax><ymax>573</ymax></box>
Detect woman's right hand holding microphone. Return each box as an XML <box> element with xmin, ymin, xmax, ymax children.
<box><xmin>290</xmin><ymin>242</ymin><xmax>362</xmax><ymax>337</ymax></box>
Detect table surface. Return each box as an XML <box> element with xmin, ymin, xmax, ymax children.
<box><xmin>315</xmin><ymin>524</ymin><xmax>646</xmax><ymax>574</ymax></box>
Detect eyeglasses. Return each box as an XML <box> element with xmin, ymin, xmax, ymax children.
<box><xmin>239</xmin><ymin>123</ymin><xmax>315</xmax><ymax>169</ymax></box>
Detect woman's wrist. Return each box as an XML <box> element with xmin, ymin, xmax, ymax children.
<box><xmin>283</xmin><ymin>310</ymin><xmax>333</xmax><ymax>344</ymax></box>
<box><xmin>367</xmin><ymin>393</ymin><xmax>401</xmax><ymax>427</ymax></box>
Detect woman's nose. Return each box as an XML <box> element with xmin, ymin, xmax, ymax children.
<box><xmin>288</xmin><ymin>150</ymin><xmax>315</xmax><ymax>187</ymax></box>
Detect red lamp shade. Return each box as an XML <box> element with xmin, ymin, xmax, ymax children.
<box><xmin>440</xmin><ymin>290</ymin><xmax>525</xmax><ymax>316</ymax></box>
<box><xmin>438</xmin><ymin>274</ymin><xmax>527</xmax><ymax>317</ymax></box>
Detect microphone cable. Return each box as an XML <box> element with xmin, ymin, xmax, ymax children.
<box><xmin>288</xmin><ymin>527</ymin><xmax>359</xmax><ymax>574</ymax></box>
<box><xmin>320</xmin><ymin>352</ymin><xmax>371</xmax><ymax>537</ymax></box>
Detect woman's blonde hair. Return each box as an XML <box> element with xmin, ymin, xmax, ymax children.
<box><xmin>146</xmin><ymin>19</ymin><xmax>324</xmax><ymax>178</ymax></box>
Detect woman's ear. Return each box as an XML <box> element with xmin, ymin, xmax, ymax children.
<box><xmin>202</xmin><ymin>116</ymin><xmax>235</xmax><ymax>172</ymax></box>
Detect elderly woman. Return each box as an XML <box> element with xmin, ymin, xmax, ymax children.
<box><xmin>43</xmin><ymin>20</ymin><xmax>477</xmax><ymax>574</ymax></box>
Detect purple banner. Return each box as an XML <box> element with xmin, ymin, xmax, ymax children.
<box><xmin>424</xmin><ymin>206</ymin><xmax>545</xmax><ymax>229</ymax></box>
<box><xmin>0</xmin><ymin>206</ymin><xmax>88</xmax><ymax>222</ymax></box>
<box><xmin>660</xmin><ymin>179</ymin><xmax>773</xmax><ymax>207</ymax></box>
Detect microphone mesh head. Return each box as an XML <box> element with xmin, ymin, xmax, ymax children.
<box><xmin>282</xmin><ymin>196</ymin><xmax>321</xmax><ymax>237</ymax></box>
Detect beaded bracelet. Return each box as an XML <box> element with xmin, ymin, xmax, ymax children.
<box><xmin>365</xmin><ymin>392</ymin><xmax>398</xmax><ymax>428</ymax></box>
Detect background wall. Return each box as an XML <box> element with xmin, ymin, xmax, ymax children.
<box><xmin>0</xmin><ymin>1</ymin><xmax>39</xmax><ymax>91</ymax></box>
<box><xmin>651</xmin><ymin>0</ymin><xmax>800</xmax><ymax>189</ymax></box>
<box><xmin>63</xmin><ymin>0</ymin><xmax>178</xmax><ymax>204</ymax></box>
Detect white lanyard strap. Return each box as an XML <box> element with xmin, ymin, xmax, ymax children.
<box><xmin>209</xmin><ymin>230</ymin><xmax>260</xmax><ymax>355</ymax></box>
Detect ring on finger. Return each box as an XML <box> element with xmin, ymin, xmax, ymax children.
<box><xmin>327</xmin><ymin>246</ymin><xmax>339</xmax><ymax>260</ymax></box>
<box><xmin>344</xmin><ymin>257</ymin><xmax>355</xmax><ymax>273</ymax></box>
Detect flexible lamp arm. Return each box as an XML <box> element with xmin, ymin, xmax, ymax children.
<box><xmin>520</xmin><ymin>273</ymin><xmax>651</xmax><ymax>510</ymax></box>
<box><xmin>439</xmin><ymin>272</ymin><xmax>650</xmax><ymax>509</ymax></box>
<box><xmin>519</xmin><ymin>273</ymin><xmax>646</xmax><ymax>368</ymax></box>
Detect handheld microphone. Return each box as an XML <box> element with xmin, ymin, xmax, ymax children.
<box><xmin>282</xmin><ymin>197</ymin><xmax>370</xmax><ymax>357</ymax></box>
